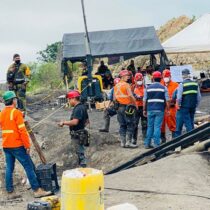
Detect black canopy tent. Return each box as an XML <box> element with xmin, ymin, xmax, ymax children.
<box><xmin>62</xmin><ymin>26</ymin><xmax>168</xmax><ymax>71</ymax></box>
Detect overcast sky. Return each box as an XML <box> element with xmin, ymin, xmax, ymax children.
<box><xmin>1</xmin><ymin>0</ymin><xmax>210</xmax><ymax>82</ymax></box>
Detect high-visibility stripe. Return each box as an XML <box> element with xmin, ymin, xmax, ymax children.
<box><xmin>148</xmin><ymin>99</ymin><xmax>165</xmax><ymax>103</ymax></box>
<box><xmin>114</xmin><ymin>83</ymin><xmax>128</xmax><ymax>98</ymax></box>
<box><xmin>10</xmin><ymin>109</ymin><xmax>16</xmax><ymax>121</ymax></box>
<box><xmin>2</xmin><ymin>130</ymin><xmax>14</xmax><ymax>134</ymax></box>
<box><xmin>183</xmin><ymin>90</ymin><xmax>198</xmax><ymax>95</ymax></box>
<box><xmin>147</xmin><ymin>88</ymin><xmax>165</xmax><ymax>92</ymax></box>
<box><xmin>183</xmin><ymin>82</ymin><xmax>198</xmax><ymax>87</ymax></box>
<box><xmin>18</xmin><ymin>123</ymin><xmax>25</xmax><ymax>129</ymax></box>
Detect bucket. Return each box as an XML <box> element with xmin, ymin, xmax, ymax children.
<box><xmin>61</xmin><ymin>168</ymin><xmax>104</xmax><ymax>210</ymax></box>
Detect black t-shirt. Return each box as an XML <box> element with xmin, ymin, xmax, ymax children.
<box><xmin>70</xmin><ymin>103</ymin><xmax>89</xmax><ymax>131</ymax></box>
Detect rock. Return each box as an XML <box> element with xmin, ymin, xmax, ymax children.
<box><xmin>107</xmin><ymin>203</ymin><xmax>138</xmax><ymax>210</ymax></box>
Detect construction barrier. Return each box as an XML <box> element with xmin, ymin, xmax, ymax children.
<box><xmin>61</xmin><ymin>168</ymin><xmax>104</xmax><ymax>210</ymax></box>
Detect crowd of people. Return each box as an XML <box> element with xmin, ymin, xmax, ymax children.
<box><xmin>99</xmin><ymin>60</ymin><xmax>201</xmax><ymax>149</ymax></box>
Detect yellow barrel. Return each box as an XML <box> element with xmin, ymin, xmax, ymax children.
<box><xmin>61</xmin><ymin>168</ymin><xmax>104</xmax><ymax>210</ymax></box>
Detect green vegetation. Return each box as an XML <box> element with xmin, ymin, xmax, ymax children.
<box><xmin>27</xmin><ymin>62</ymin><xmax>63</xmax><ymax>93</ymax></box>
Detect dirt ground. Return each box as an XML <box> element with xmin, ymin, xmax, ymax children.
<box><xmin>0</xmin><ymin>92</ymin><xmax>209</xmax><ymax>209</ymax></box>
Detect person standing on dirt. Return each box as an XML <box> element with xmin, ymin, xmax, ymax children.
<box><xmin>160</xmin><ymin>69</ymin><xmax>179</xmax><ymax>142</ymax></box>
<box><xmin>114</xmin><ymin>70</ymin><xmax>137</xmax><ymax>148</ymax></box>
<box><xmin>58</xmin><ymin>90</ymin><xmax>89</xmax><ymax>167</ymax></box>
<box><xmin>99</xmin><ymin>77</ymin><xmax>121</xmax><ymax>133</ymax></box>
<box><xmin>143</xmin><ymin>71</ymin><xmax>170</xmax><ymax>149</ymax></box>
<box><xmin>175</xmin><ymin>69</ymin><xmax>201</xmax><ymax>137</ymax></box>
<box><xmin>0</xmin><ymin>91</ymin><xmax>51</xmax><ymax>199</ymax></box>
<box><xmin>133</xmin><ymin>73</ymin><xmax>147</xmax><ymax>145</ymax></box>
<box><xmin>6</xmin><ymin>54</ymin><xmax>30</xmax><ymax>114</ymax></box>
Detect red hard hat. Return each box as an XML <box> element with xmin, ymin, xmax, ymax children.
<box><xmin>162</xmin><ymin>69</ymin><xmax>171</xmax><ymax>77</ymax></box>
<box><xmin>134</xmin><ymin>73</ymin><xmax>143</xmax><ymax>81</ymax></box>
<box><xmin>119</xmin><ymin>70</ymin><xmax>129</xmax><ymax>77</ymax></box>
<box><xmin>152</xmin><ymin>71</ymin><xmax>162</xmax><ymax>79</ymax></box>
<box><xmin>114</xmin><ymin>78</ymin><xmax>120</xmax><ymax>85</ymax></box>
<box><xmin>66</xmin><ymin>90</ymin><xmax>81</xmax><ymax>99</ymax></box>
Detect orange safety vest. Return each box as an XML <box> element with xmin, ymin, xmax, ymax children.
<box><xmin>134</xmin><ymin>85</ymin><xmax>144</xmax><ymax>107</ymax></box>
<box><xmin>114</xmin><ymin>81</ymin><xmax>133</xmax><ymax>105</ymax></box>
<box><xmin>0</xmin><ymin>106</ymin><xmax>30</xmax><ymax>149</ymax></box>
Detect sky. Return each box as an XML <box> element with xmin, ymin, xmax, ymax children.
<box><xmin>0</xmin><ymin>0</ymin><xmax>210</xmax><ymax>82</ymax></box>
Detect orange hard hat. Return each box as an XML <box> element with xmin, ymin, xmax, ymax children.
<box><xmin>114</xmin><ymin>78</ymin><xmax>121</xmax><ymax>85</ymax></box>
<box><xmin>134</xmin><ymin>73</ymin><xmax>143</xmax><ymax>81</ymax></box>
<box><xmin>162</xmin><ymin>69</ymin><xmax>171</xmax><ymax>77</ymax></box>
<box><xmin>119</xmin><ymin>70</ymin><xmax>129</xmax><ymax>77</ymax></box>
<box><xmin>66</xmin><ymin>90</ymin><xmax>81</xmax><ymax>99</ymax></box>
<box><xmin>152</xmin><ymin>71</ymin><xmax>162</xmax><ymax>79</ymax></box>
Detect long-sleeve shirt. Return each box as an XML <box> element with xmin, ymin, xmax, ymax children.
<box><xmin>177</xmin><ymin>80</ymin><xmax>201</xmax><ymax>107</ymax></box>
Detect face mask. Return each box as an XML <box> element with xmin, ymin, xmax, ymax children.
<box><xmin>163</xmin><ymin>77</ymin><xmax>170</xmax><ymax>83</ymax></box>
<box><xmin>137</xmin><ymin>81</ymin><xmax>143</xmax><ymax>86</ymax></box>
<box><xmin>15</xmin><ymin>60</ymin><xmax>20</xmax><ymax>64</ymax></box>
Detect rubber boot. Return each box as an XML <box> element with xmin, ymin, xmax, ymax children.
<box><xmin>120</xmin><ymin>135</ymin><xmax>126</xmax><ymax>148</ymax></box>
<box><xmin>161</xmin><ymin>132</ymin><xmax>166</xmax><ymax>144</ymax></box>
<box><xmin>99</xmin><ymin>111</ymin><xmax>110</xmax><ymax>133</ymax></box>
<box><xmin>126</xmin><ymin>134</ymin><xmax>138</xmax><ymax>148</ymax></box>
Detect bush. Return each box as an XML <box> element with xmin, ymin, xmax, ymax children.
<box><xmin>28</xmin><ymin>62</ymin><xmax>63</xmax><ymax>92</ymax></box>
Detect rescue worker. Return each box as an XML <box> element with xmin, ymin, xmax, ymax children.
<box><xmin>175</xmin><ymin>69</ymin><xmax>201</xmax><ymax>137</ymax></box>
<box><xmin>133</xmin><ymin>73</ymin><xmax>147</xmax><ymax>145</ymax></box>
<box><xmin>96</xmin><ymin>60</ymin><xmax>108</xmax><ymax>76</ymax></box>
<box><xmin>160</xmin><ymin>69</ymin><xmax>179</xmax><ymax>142</ymax></box>
<box><xmin>114</xmin><ymin>70</ymin><xmax>137</xmax><ymax>148</ymax></box>
<box><xmin>7</xmin><ymin>54</ymin><xmax>30</xmax><ymax>113</ymax></box>
<box><xmin>58</xmin><ymin>90</ymin><xmax>89</xmax><ymax>167</ymax></box>
<box><xmin>0</xmin><ymin>91</ymin><xmax>51</xmax><ymax>198</ymax></box>
<box><xmin>99</xmin><ymin>78</ymin><xmax>120</xmax><ymax>133</ymax></box>
<box><xmin>143</xmin><ymin>71</ymin><xmax>170</xmax><ymax>149</ymax></box>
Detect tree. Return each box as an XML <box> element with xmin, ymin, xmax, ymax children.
<box><xmin>37</xmin><ymin>42</ymin><xmax>61</xmax><ymax>63</ymax></box>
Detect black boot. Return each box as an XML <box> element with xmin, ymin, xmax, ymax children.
<box><xmin>99</xmin><ymin>111</ymin><xmax>110</xmax><ymax>133</ymax></box>
<box><xmin>161</xmin><ymin>132</ymin><xmax>166</xmax><ymax>144</ymax></box>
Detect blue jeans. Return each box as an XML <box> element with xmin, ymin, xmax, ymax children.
<box><xmin>3</xmin><ymin>147</ymin><xmax>40</xmax><ymax>192</ymax></box>
<box><xmin>117</xmin><ymin>106</ymin><xmax>135</xmax><ymax>138</ymax></box>
<box><xmin>175</xmin><ymin>107</ymin><xmax>196</xmax><ymax>137</ymax></box>
<box><xmin>144</xmin><ymin>111</ymin><xmax>164</xmax><ymax>147</ymax></box>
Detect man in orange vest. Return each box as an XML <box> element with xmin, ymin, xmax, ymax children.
<box><xmin>114</xmin><ymin>70</ymin><xmax>137</xmax><ymax>148</ymax></box>
<box><xmin>161</xmin><ymin>69</ymin><xmax>179</xmax><ymax>142</ymax></box>
<box><xmin>0</xmin><ymin>91</ymin><xmax>51</xmax><ymax>198</ymax></box>
<box><xmin>133</xmin><ymin>73</ymin><xmax>147</xmax><ymax>145</ymax></box>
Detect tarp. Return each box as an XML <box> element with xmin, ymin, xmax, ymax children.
<box><xmin>163</xmin><ymin>14</ymin><xmax>210</xmax><ymax>54</ymax></box>
<box><xmin>62</xmin><ymin>26</ymin><xmax>164</xmax><ymax>62</ymax></box>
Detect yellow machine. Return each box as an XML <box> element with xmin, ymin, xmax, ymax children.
<box><xmin>77</xmin><ymin>75</ymin><xmax>104</xmax><ymax>102</ymax></box>
<box><xmin>61</xmin><ymin>168</ymin><xmax>104</xmax><ymax>210</ymax></box>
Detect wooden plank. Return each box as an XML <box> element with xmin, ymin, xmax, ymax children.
<box><xmin>25</xmin><ymin>121</ymin><xmax>47</xmax><ymax>164</ymax></box>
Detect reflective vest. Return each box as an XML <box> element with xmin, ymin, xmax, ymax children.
<box><xmin>181</xmin><ymin>79</ymin><xmax>198</xmax><ymax>108</ymax></box>
<box><xmin>114</xmin><ymin>81</ymin><xmax>133</xmax><ymax>105</ymax></box>
<box><xmin>134</xmin><ymin>85</ymin><xmax>144</xmax><ymax>107</ymax></box>
<box><xmin>0</xmin><ymin>106</ymin><xmax>30</xmax><ymax>148</ymax></box>
<box><xmin>146</xmin><ymin>83</ymin><xmax>166</xmax><ymax>111</ymax></box>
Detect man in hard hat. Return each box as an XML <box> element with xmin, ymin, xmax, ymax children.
<box><xmin>175</xmin><ymin>69</ymin><xmax>201</xmax><ymax>137</ymax></box>
<box><xmin>143</xmin><ymin>71</ymin><xmax>170</xmax><ymax>149</ymax></box>
<box><xmin>99</xmin><ymin>77</ymin><xmax>120</xmax><ymax>133</ymax></box>
<box><xmin>0</xmin><ymin>91</ymin><xmax>51</xmax><ymax>198</ymax></box>
<box><xmin>58</xmin><ymin>90</ymin><xmax>89</xmax><ymax>167</ymax></box>
<box><xmin>6</xmin><ymin>54</ymin><xmax>30</xmax><ymax>114</ymax></box>
<box><xmin>114</xmin><ymin>70</ymin><xmax>137</xmax><ymax>148</ymax></box>
<box><xmin>133</xmin><ymin>73</ymin><xmax>147</xmax><ymax>145</ymax></box>
<box><xmin>160</xmin><ymin>69</ymin><xmax>179</xmax><ymax>142</ymax></box>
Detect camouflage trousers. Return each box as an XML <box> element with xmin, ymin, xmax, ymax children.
<box><xmin>15</xmin><ymin>84</ymin><xmax>26</xmax><ymax>112</ymax></box>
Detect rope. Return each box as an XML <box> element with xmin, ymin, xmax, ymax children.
<box><xmin>28</xmin><ymin>83</ymin><xmax>91</xmax><ymax>130</ymax></box>
<box><xmin>105</xmin><ymin>187</ymin><xmax>210</xmax><ymax>201</ymax></box>
<box><xmin>27</xmin><ymin>82</ymin><xmax>63</xmax><ymax>106</ymax></box>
